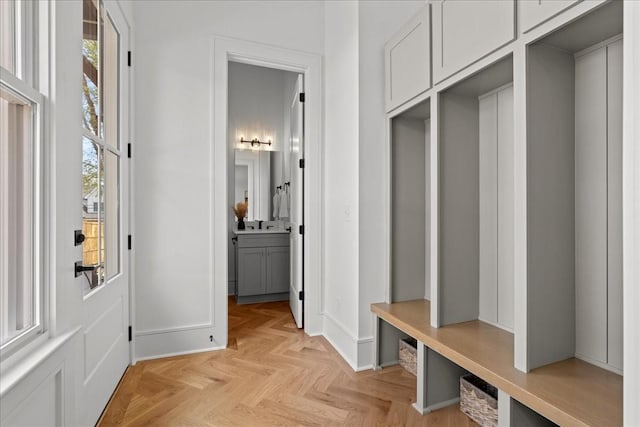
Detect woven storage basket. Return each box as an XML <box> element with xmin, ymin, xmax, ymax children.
<box><xmin>398</xmin><ymin>338</ymin><xmax>417</xmax><ymax>375</ymax></box>
<box><xmin>460</xmin><ymin>374</ymin><xmax>498</xmax><ymax>427</ymax></box>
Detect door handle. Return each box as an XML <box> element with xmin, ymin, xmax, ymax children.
<box><xmin>75</xmin><ymin>261</ymin><xmax>97</xmax><ymax>278</ymax></box>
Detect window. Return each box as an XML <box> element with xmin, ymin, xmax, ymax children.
<box><xmin>81</xmin><ymin>0</ymin><xmax>121</xmax><ymax>295</ymax></box>
<box><xmin>1</xmin><ymin>0</ymin><xmax>43</xmax><ymax>353</ymax></box>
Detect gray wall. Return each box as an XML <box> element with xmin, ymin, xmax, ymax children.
<box><xmin>391</xmin><ymin>117</ymin><xmax>429</xmax><ymax>302</ymax></box>
<box><xmin>438</xmin><ymin>92</ymin><xmax>480</xmax><ymax>325</ymax></box>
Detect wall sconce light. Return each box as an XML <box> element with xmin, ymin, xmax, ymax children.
<box><xmin>240</xmin><ymin>137</ymin><xmax>272</xmax><ymax>147</ymax></box>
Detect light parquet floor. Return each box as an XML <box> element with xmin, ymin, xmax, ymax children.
<box><xmin>99</xmin><ymin>298</ymin><xmax>479</xmax><ymax>426</ymax></box>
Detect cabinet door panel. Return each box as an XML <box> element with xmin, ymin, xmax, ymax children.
<box><xmin>520</xmin><ymin>0</ymin><xmax>580</xmax><ymax>33</ymax></box>
<box><xmin>266</xmin><ymin>246</ymin><xmax>290</xmax><ymax>294</ymax></box>
<box><xmin>385</xmin><ymin>6</ymin><xmax>430</xmax><ymax>112</ymax></box>
<box><xmin>237</xmin><ymin>248</ymin><xmax>265</xmax><ymax>296</ymax></box>
<box><xmin>432</xmin><ymin>0</ymin><xmax>515</xmax><ymax>83</ymax></box>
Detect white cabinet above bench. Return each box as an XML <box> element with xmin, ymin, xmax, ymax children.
<box><xmin>431</xmin><ymin>0</ymin><xmax>515</xmax><ymax>84</ymax></box>
<box><xmin>384</xmin><ymin>6</ymin><xmax>430</xmax><ymax>112</ymax></box>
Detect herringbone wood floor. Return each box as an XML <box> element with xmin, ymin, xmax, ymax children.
<box><xmin>99</xmin><ymin>298</ymin><xmax>478</xmax><ymax>426</ymax></box>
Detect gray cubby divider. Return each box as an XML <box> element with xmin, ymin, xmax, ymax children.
<box><xmin>524</xmin><ymin>42</ymin><xmax>577</xmax><ymax>370</ymax></box>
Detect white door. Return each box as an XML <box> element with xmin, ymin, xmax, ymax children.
<box><xmin>79</xmin><ymin>1</ymin><xmax>130</xmax><ymax>424</ymax></box>
<box><xmin>289</xmin><ymin>75</ymin><xmax>304</xmax><ymax>328</ymax></box>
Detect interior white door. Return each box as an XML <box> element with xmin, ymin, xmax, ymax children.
<box><xmin>289</xmin><ymin>75</ymin><xmax>304</xmax><ymax>328</ymax></box>
<box><xmin>79</xmin><ymin>2</ymin><xmax>130</xmax><ymax>424</ymax></box>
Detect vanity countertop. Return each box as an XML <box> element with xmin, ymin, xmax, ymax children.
<box><xmin>233</xmin><ymin>229</ymin><xmax>289</xmax><ymax>235</ymax></box>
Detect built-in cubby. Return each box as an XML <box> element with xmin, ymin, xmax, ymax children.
<box><xmin>378</xmin><ymin>99</ymin><xmax>431</xmax><ymax>368</ymax></box>
<box><xmin>374</xmin><ymin>0</ymin><xmax>631</xmax><ymax>423</ymax></box>
<box><xmin>524</xmin><ymin>0</ymin><xmax>623</xmax><ymax>372</ymax></box>
<box><xmin>434</xmin><ymin>55</ymin><xmax>514</xmax><ymax>329</ymax></box>
<box><xmin>390</xmin><ymin>99</ymin><xmax>431</xmax><ymax>303</ymax></box>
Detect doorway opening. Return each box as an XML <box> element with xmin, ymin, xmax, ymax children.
<box><xmin>226</xmin><ymin>61</ymin><xmax>305</xmax><ymax>329</ymax></box>
<box><xmin>213</xmin><ymin>37</ymin><xmax>323</xmax><ymax>346</ymax></box>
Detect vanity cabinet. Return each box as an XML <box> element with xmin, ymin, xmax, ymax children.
<box><xmin>235</xmin><ymin>233</ymin><xmax>290</xmax><ymax>304</ymax></box>
<box><xmin>384</xmin><ymin>6</ymin><xmax>430</xmax><ymax>112</ymax></box>
<box><xmin>431</xmin><ymin>0</ymin><xmax>515</xmax><ymax>83</ymax></box>
<box><xmin>520</xmin><ymin>0</ymin><xmax>580</xmax><ymax>33</ymax></box>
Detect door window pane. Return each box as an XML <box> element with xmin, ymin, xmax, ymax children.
<box><xmin>82</xmin><ymin>0</ymin><xmax>103</xmax><ymax>138</ymax></box>
<box><xmin>0</xmin><ymin>83</ymin><xmax>36</xmax><ymax>348</ymax></box>
<box><xmin>81</xmin><ymin>1</ymin><xmax>121</xmax><ymax>295</ymax></box>
<box><xmin>82</xmin><ymin>137</ymin><xmax>103</xmax><ymax>293</ymax></box>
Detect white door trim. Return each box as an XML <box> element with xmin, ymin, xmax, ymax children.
<box><xmin>212</xmin><ymin>36</ymin><xmax>324</xmax><ymax>339</ymax></box>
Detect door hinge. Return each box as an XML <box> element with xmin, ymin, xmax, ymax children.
<box><xmin>299</xmin><ymin>92</ymin><xmax>305</xmax><ymax>103</ymax></box>
<box><xmin>299</xmin><ymin>158</ymin><xmax>305</xmax><ymax>169</ymax></box>
<box><xmin>127</xmin><ymin>143</ymin><xmax>131</xmax><ymax>158</ymax></box>
<box><xmin>299</xmin><ymin>225</ymin><xmax>304</xmax><ymax>235</ymax></box>
<box><xmin>127</xmin><ymin>51</ymin><xmax>132</xmax><ymax>67</ymax></box>
<box><xmin>128</xmin><ymin>235</ymin><xmax>132</xmax><ymax>250</ymax></box>
<box><xmin>298</xmin><ymin>291</ymin><xmax>304</xmax><ymax>301</ymax></box>
<box><xmin>128</xmin><ymin>326</ymin><xmax>132</xmax><ymax>342</ymax></box>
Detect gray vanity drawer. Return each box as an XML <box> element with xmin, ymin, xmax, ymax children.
<box><xmin>236</xmin><ymin>233</ymin><xmax>289</xmax><ymax>248</ymax></box>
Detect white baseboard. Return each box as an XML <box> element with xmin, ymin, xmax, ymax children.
<box><xmin>321</xmin><ymin>314</ymin><xmax>377</xmax><ymax>372</ymax></box>
<box><xmin>413</xmin><ymin>397</ymin><xmax>460</xmax><ymax>415</ymax></box>
<box><xmin>135</xmin><ymin>325</ymin><xmax>225</xmax><ymax>361</ymax></box>
<box><xmin>322</xmin><ymin>313</ymin><xmax>358</xmax><ymax>371</ymax></box>
<box><xmin>135</xmin><ymin>345</ymin><xmax>225</xmax><ymax>363</ymax></box>
<box><xmin>357</xmin><ymin>336</ymin><xmax>374</xmax><ymax>370</ymax></box>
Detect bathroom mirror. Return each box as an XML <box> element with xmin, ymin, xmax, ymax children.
<box><xmin>234</xmin><ymin>149</ymin><xmax>284</xmax><ymax>221</ymax></box>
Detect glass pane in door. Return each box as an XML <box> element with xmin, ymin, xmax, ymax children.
<box><xmin>82</xmin><ymin>137</ymin><xmax>103</xmax><ymax>293</ymax></box>
<box><xmin>82</xmin><ymin>0</ymin><xmax>103</xmax><ymax>138</ymax></box>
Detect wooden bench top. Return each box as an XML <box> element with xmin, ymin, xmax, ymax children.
<box><xmin>371</xmin><ymin>299</ymin><xmax>622</xmax><ymax>427</ymax></box>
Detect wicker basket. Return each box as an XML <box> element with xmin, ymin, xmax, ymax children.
<box><xmin>398</xmin><ymin>338</ymin><xmax>417</xmax><ymax>375</ymax></box>
<box><xmin>460</xmin><ymin>374</ymin><xmax>498</xmax><ymax>427</ymax></box>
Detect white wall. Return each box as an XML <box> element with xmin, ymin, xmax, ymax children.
<box><xmin>228</xmin><ymin>62</ymin><xmax>287</xmax><ymax>154</ymax></box>
<box><xmin>322</xmin><ymin>0</ymin><xmax>425</xmax><ymax>370</ymax></box>
<box><xmin>323</xmin><ymin>1</ymin><xmax>361</xmax><ymax>366</ymax></box>
<box><xmin>133</xmin><ymin>0</ymin><xmax>324</xmax><ymax>359</ymax></box>
<box><xmin>356</xmin><ymin>0</ymin><xmax>427</xmax><ymax>368</ymax></box>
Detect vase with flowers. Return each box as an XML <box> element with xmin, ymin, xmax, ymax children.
<box><xmin>233</xmin><ymin>202</ymin><xmax>248</xmax><ymax>230</ymax></box>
